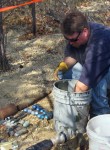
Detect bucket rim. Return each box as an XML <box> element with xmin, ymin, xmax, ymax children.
<box><xmin>87</xmin><ymin>114</ymin><xmax>110</xmax><ymax>126</ymax></box>
<box><xmin>53</xmin><ymin>79</ymin><xmax>91</xmax><ymax>94</ymax></box>
<box><xmin>86</xmin><ymin>114</ymin><xmax>110</xmax><ymax>143</ymax></box>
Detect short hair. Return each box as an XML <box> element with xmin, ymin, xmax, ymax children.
<box><xmin>61</xmin><ymin>10</ymin><xmax>89</xmax><ymax>35</ymax></box>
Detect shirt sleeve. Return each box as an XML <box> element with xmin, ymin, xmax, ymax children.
<box><xmin>79</xmin><ymin>37</ymin><xmax>110</xmax><ymax>88</ymax></box>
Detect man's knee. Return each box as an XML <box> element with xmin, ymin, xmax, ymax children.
<box><xmin>72</xmin><ymin>63</ymin><xmax>82</xmax><ymax>79</ymax></box>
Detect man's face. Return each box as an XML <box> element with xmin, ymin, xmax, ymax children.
<box><xmin>64</xmin><ymin>28</ymin><xmax>90</xmax><ymax>48</ymax></box>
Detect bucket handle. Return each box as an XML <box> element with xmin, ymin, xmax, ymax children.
<box><xmin>67</xmin><ymin>92</ymin><xmax>75</xmax><ymax>105</ymax></box>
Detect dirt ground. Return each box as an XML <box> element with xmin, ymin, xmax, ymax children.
<box><xmin>0</xmin><ymin>93</ymin><xmax>89</xmax><ymax>150</ymax></box>
<box><xmin>0</xmin><ymin>0</ymin><xmax>109</xmax><ymax>108</ymax></box>
<box><xmin>0</xmin><ymin>32</ymin><xmax>65</xmax><ymax>108</ymax></box>
<box><xmin>0</xmin><ymin>1</ymin><xmax>110</xmax><ymax>149</ymax></box>
<box><xmin>0</xmin><ymin>30</ymin><xmax>87</xmax><ymax>149</ymax></box>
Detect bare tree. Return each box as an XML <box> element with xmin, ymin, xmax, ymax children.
<box><xmin>0</xmin><ymin>0</ymin><xmax>10</xmax><ymax>71</ymax></box>
<box><xmin>30</xmin><ymin>3</ymin><xmax>37</xmax><ymax>36</ymax></box>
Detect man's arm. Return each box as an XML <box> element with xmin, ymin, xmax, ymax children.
<box><xmin>64</xmin><ymin>57</ymin><xmax>77</xmax><ymax>68</ymax></box>
<box><xmin>64</xmin><ymin>57</ymin><xmax>89</xmax><ymax>92</ymax></box>
<box><xmin>74</xmin><ymin>80</ymin><xmax>89</xmax><ymax>92</ymax></box>
<box><xmin>54</xmin><ymin>57</ymin><xmax>77</xmax><ymax>80</ymax></box>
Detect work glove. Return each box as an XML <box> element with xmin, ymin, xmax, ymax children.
<box><xmin>54</xmin><ymin>62</ymin><xmax>68</xmax><ymax>80</ymax></box>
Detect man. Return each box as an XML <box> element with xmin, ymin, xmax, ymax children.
<box><xmin>54</xmin><ymin>10</ymin><xmax>110</xmax><ymax>118</ymax></box>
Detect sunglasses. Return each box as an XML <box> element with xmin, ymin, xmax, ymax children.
<box><xmin>64</xmin><ymin>32</ymin><xmax>81</xmax><ymax>42</ymax></box>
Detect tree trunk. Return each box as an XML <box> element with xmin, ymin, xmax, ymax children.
<box><xmin>0</xmin><ymin>0</ymin><xmax>10</xmax><ymax>71</ymax></box>
<box><xmin>30</xmin><ymin>3</ymin><xmax>36</xmax><ymax>36</ymax></box>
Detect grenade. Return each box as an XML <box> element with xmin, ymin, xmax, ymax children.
<box><xmin>23</xmin><ymin>121</ymin><xmax>30</xmax><ymax>128</ymax></box>
<box><xmin>36</xmin><ymin>106</ymin><xmax>42</xmax><ymax>111</ymax></box>
<box><xmin>44</xmin><ymin>111</ymin><xmax>53</xmax><ymax>120</ymax></box>
<box><xmin>27</xmin><ymin>109</ymin><xmax>32</xmax><ymax>114</ymax></box>
<box><xmin>7</xmin><ymin>127</ymin><xmax>15</xmax><ymax>136</ymax></box>
<box><xmin>37</xmin><ymin>114</ymin><xmax>45</xmax><ymax>120</ymax></box>
<box><xmin>34</xmin><ymin>111</ymin><xmax>39</xmax><ymax>116</ymax></box>
<box><xmin>14</xmin><ymin>128</ymin><xmax>28</xmax><ymax>137</ymax></box>
<box><xmin>19</xmin><ymin>120</ymin><xmax>25</xmax><ymax>125</ymax></box>
<box><xmin>32</xmin><ymin>104</ymin><xmax>40</xmax><ymax>110</ymax></box>
<box><xmin>40</xmin><ymin>109</ymin><xmax>47</xmax><ymax>114</ymax></box>
<box><xmin>31</xmin><ymin>111</ymin><xmax>35</xmax><ymax>115</ymax></box>
<box><xmin>23</xmin><ymin>108</ymin><xmax>32</xmax><ymax>114</ymax></box>
<box><xmin>32</xmin><ymin>104</ymin><xmax>37</xmax><ymax>110</ymax></box>
<box><xmin>23</xmin><ymin>108</ymin><xmax>28</xmax><ymax>113</ymax></box>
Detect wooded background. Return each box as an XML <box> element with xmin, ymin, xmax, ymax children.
<box><xmin>0</xmin><ymin>0</ymin><xmax>110</xmax><ymax>71</ymax></box>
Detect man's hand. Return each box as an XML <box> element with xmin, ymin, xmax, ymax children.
<box><xmin>74</xmin><ymin>81</ymin><xmax>89</xmax><ymax>92</ymax></box>
<box><xmin>54</xmin><ymin>62</ymin><xmax>68</xmax><ymax>80</ymax></box>
<box><xmin>54</xmin><ymin>68</ymin><xmax>60</xmax><ymax>80</ymax></box>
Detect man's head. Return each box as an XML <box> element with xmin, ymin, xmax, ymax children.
<box><xmin>61</xmin><ymin>10</ymin><xmax>90</xmax><ymax>47</ymax></box>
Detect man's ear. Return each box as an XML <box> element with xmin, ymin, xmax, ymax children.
<box><xmin>83</xmin><ymin>28</ymin><xmax>88</xmax><ymax>32</ymax></box>
<box><xmin>83</xmin><ymin>28</ymin><xmax>89</xmax><ymax>37</ymax></box>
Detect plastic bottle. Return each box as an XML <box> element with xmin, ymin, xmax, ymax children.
<box><xmin>32</xmin><ymin>104</ymin><xmax>37</xmax><ymax>110</ymax></box>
